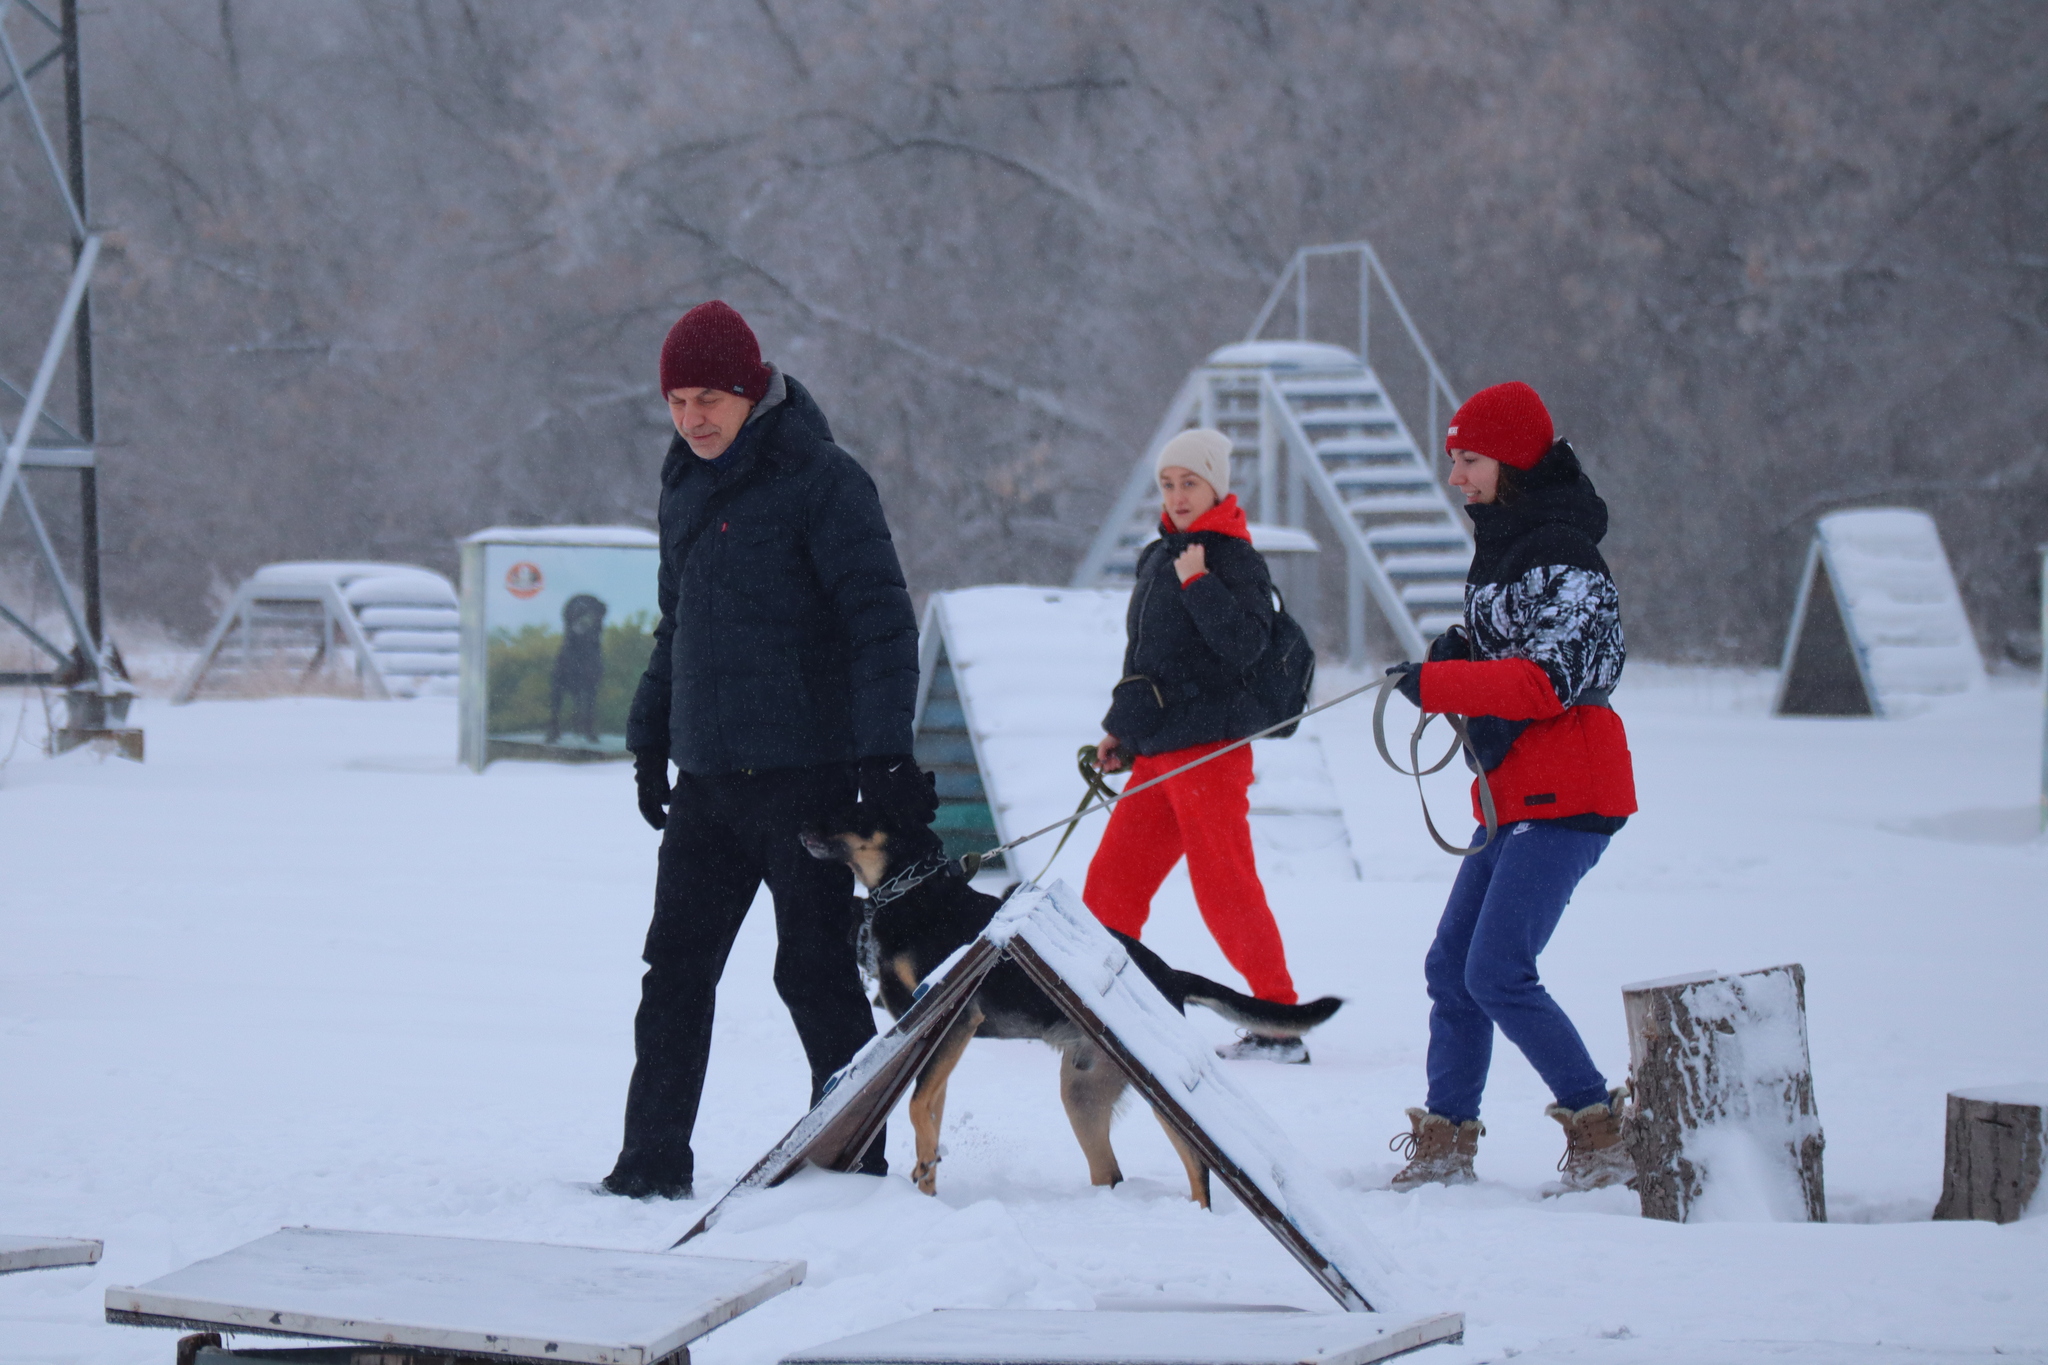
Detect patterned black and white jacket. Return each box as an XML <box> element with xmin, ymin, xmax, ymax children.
<box><xmin>1421</xmin><ymin>440</ymin><xmax>1638</xmax><ymax>827</ymax></box>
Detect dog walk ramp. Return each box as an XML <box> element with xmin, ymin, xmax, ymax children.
<box><xmin>1774</xmin><ymin>508</ymin><xmax>1986</xmax><ymax>717</ymax></box>
<box><xmin>0</xmin><ymin>1235</ymin><xmax>101</xmax><ymax>1275</ymax></box>
<box><xmin>175</xmin><ymin>563</ymin><xmax>460</xmax><ymax>702</ymax></box>
<box><xmin>105</xmin><ymin>1227</ymin><xmax>802</xmax><ymax>1365</ymax></box>
<box><xmin>914</xmin><ymin>586</ymin><xmax>1358</xmax><ymax>879</ymax></box>
<box><xmin>1073</xmin><ymin>244</ymin><xmax>1471</xmax><ymax>665</ymax></box>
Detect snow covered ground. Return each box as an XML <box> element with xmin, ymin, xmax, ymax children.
<box><xmin>3</xmin><ymin>662</ymin><xmax>2044</xmax><ymax>1364</ymax></box>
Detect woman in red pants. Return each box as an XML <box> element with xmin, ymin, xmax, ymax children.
<box><xmin>1084</xmin><ymin>428</ymin><xmax>1305</xmax><ymax>1062</ymax></box>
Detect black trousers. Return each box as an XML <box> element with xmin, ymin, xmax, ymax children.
<box><xmin>612</xmin><ymin>764</ymin><xmax>884</xmax><ymax>1187</ymax></box>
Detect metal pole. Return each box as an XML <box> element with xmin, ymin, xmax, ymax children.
<box><xmin>1294</xmin><ymin>255</ymin><xmax>1308</xmax><ymax>340</ymax></box>
<box><xmin>61</xmin><ymin>0</ymin><xmax>100</xmax><ymax>651</ymax></box>
<box><xmin>1358</xmin><ymin>248</ymin><xmax>1370</xmax><ymax>363</ymax></box>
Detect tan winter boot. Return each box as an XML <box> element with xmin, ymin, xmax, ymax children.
<box><xmin>1388</xmin><ymin>1108</ymin><xmax>1482</xmax><ymax>1191</ymax></box>
<box><xmin>1546</xmin><ymin>1086</ymin><xmax>1635</xmax><ymax>1193</ymax></box>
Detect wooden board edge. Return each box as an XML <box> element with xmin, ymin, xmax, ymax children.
<box><xmin>1334</xmin><ymin>1311</ymin><xmax>1465</xmax><ymax>1365</ymax></box>
<box><xmin>103</xmin><ymin>1300</ymin><xmax>643</xmax><ymax>1365</ymax></box>
<box><xmin>0</xmin><ymin>1239</ymin><xmax>102</xmax><ymax>1274</ymax></box>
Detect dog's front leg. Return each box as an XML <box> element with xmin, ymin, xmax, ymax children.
<box><xmin>908</xmin><ymin>1007</ymin><xmax>982</xmax><ymax>1196</ymax></box>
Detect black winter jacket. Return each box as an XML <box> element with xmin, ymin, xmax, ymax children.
<box><xmin>625</xmin><ymin>373</ymin><xmax>919</xmax><ymax>775</ymax></box>
<box><xmin>1103</xmin><ymin>496</ymin><xmax>1276</xmax><ymax>757</ymax></box>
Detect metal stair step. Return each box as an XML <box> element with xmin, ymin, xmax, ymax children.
<box><xmin>1381</xmin><ymin>551</ymin><xmax>1473</xmax><ymax>577</ymax></box>
<box><xmin>1345</xmin><ymin>492</ymin><xmax>1463</xmax><ymax>517</ymax></box>
<box><xmin>1331</xmin><ymin>466</ymin><xmax>1435</xmax><ymax>490</ymax></box>
<box><xmin>1314</xmin><ymin>434</ymin><xmax>1409</xmax><ymax>457</ymax></box>
<box><xmin>1366</xmin><ymin>523</ymin><xmax>1472</xmax><ymax>549</ymax></box>
<box><xmin>1275</xmin><ymin>379</ymin><xmax>1379</xmax><ymax>401</ymax></box>
<box><xmin>1399</xmin><ymin>581</ymin><xmax>1467</xmax><ymax>607</ymax></box>
<box><xmin>1415</xmin><ymin>611</ymin><xmax>1466</xmax><ymax>636</ymax></box>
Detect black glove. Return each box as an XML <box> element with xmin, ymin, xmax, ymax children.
<box><xmin>1385</xmin><ymin>661</ymin><xmax>1424</xmax><ymax>708</ymax></box>
<box><xmin>633</xmin><ymin>751</ymin><xmax>672</xmax><ymax>831</ymax></box>
<box><xmin>858</xmin><ymin>753</ymin><xmax>939</xmax><ymax>827</ymax></box>
<box><xmin>1427</xmin><ymin>625</ymin><xmax>1472</xmax><ymax>662</ymax></box>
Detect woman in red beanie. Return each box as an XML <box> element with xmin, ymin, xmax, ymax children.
<box><xmin>1083</xmin><ymin>428</ymin><xmax>1309</xmax><ymax>1063</ymax></box>
<box><xmin>1382</xmin><ymin>381</ymin><xmax>1638</xmax><ymax>1193</ymax></box>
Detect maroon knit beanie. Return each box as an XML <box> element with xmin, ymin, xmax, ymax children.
<box><xmin>659</xmin><ymin>300</ymin><xmax>772</xmax><ymax>403</ymax></box>
<box><xmin>1445</xmin><ymin>381</ymin><xmax>1554</xmax><ymax>470</ymax></box>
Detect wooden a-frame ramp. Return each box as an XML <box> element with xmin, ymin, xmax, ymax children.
<box><xmin>677</xmin><ymin>882</ymin><xmax>1453</xmax><ymax>1341</ymax></box>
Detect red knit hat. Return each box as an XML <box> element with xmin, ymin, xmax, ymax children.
<box><xmin>659</xmin><ymin>300</ymin><xmax>772</xmax><ymax>402</ymax></box>
<box><xmin>1445</xmin><ymin>381</ymin><xmax>1554</xmax><ymax>470</ymax></box>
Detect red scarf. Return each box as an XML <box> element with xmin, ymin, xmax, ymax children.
<box><xmin>1161</xmin><ymin>493</ymin><xmax>1250</xmax><ymax>542</ymax></box>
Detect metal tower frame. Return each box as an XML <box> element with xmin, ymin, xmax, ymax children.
<box><xmin>1073</xmin><ymin>242</ymin><xmax>1469</xmax><ymax>665</ymax></box>
<box><xmin>0</xmin><ymin>0</ymin><xmax>139</xmax><ymax>758</ymax></box>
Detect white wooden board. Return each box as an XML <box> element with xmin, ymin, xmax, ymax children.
<box><xmin>104</xmin><ymin>1227</ymin><xmax>803</xmax><ymax>1365</ymax></box>
<box><xmin>781</xmin><ymin>1309</ymin><xmax>1465</xmax><ymax>1365</ymax></box>
<box><xmin>989</xmin><ymin>882</ymin><xmax>1408</xmax><ymax>1315</ymax></box>
<box><xmin>0</xmin><ymin>1235</ymin><xmax>102</xmax><ymax>1274</ymax></box>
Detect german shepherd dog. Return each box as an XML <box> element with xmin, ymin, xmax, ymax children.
<box><xmin>801</xmin><ymin>810</ymin><xmax>1341</xmax><ymax>1206</ymax></box>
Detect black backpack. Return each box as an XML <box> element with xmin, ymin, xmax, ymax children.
<box><xmin>1245</xmin><ymin>587</ymin><xmax>1316</xmax><ymax>739</ymax></box>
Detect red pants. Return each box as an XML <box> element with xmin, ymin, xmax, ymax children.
<box><xmin>1082</xmin><ymin>740</ymin><xmax>1297</xmax><ymax>1004</ymax></box>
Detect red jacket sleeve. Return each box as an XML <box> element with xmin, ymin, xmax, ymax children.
<box><xmin>1421</xmin><ymin>658</ymin><xmax>1564</xmax><ymax>720</ymax></box>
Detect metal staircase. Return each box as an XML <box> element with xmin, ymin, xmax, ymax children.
<box><xmin>1072</xmin><ymin>243</ymin><xmax>1469</xmax><ymax>663</ymax></box>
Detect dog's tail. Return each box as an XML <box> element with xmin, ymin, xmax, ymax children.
<box><xmin>1115</xmin><ymin>932</ymin><xmax>1341</xmax><ymax>1036</ymax></box>
<box><xmin>1179</xmin><ymin>976</ymin><xmax>1342</xmax><ymax>1036</ymax></box>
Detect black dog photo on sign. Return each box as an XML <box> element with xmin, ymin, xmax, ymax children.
<box><xmin>547</xmin><ymin>593</ymin><xmax>608</xmax><ymax>744</ymax></box>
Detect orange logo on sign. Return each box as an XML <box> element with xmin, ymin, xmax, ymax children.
<box><xmin>505</xmin><ymin>561</ymin><xmax>544</xmax><ymax>599</ymax></box>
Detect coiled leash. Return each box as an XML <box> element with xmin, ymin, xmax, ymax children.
<box><xmin>1370</xmin><ymin>678</ymin><xmax>1499</xmax><ymax>857</ymax></box>
<box><xmin>954</xmin><ymin>672</ymin><xmax>1500</xmax><ymax>881</ymax></box>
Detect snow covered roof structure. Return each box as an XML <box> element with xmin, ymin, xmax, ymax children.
<box><xmin>174</xmin><ymin>562</ymin><xmax>459</xmax><ymax>703</ymax></box>
<box><xmin>463</xmin><ymin>525</ymin><xmax>659</xmax><ymax>548</ymax></box>
<box><xmin>1775</xmin><ymin>509</ymin><xmax>1985</xmax><ymax>717</ymax></box>
<box><xmin>913</xmin><ymin>586</ymin><xmax>1357</xmax><ymax>879</ymax></box>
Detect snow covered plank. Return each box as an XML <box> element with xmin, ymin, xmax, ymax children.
<box><xmin>780</xmin><ymin>1309</ymin><xmax>1464</xmax><ymax>1365</ymax></box>
<box><xmin>1623</xmin><ymin>965</ymin><xmax>1826</xmax><ymax>1223</ymax></box>
<box><xmin>988</xmin><ymin>882</ymin><xmax>1407</xmax><ymax>1314</ymax></box>
<box><xmin>0</xmin><ymin>1235</ymin><xmax>101</xmax><ymax>1275</ymax></box>
<box><xmin>1775</xmin><ymin>508</ymin><xmax>1985</xmax><ymax>717</ymax></box>
<box><xmin>676</xmin><ymin>938</ymin><xmax>1004</xmax><ymax>1245</ymax></box>
<box><xmin>1933</xmin><ymin>1083</ymin><xmax>2046</xmax><ymax>1224</ymax></box>
<box><xmin>922</xmin><ymin>587</ymin><xmax>1359</xmax><ymax>881</ymax></box>
<box><xmin>105</xmin><ymin>1227</ymin><xmax>802</xmax><ymax>1365</ymax></box>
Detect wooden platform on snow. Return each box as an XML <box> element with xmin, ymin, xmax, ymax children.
<box><xmin>104</xmin><ymin>1227</ymin><xmax>802</xmax><ymax>1365</ymax></box>
<box><xmin>0</xmin><ymin>1235</ymin><xmax>102</xmax><ymax>1274</ymax></box>
<box><xmin>781</xmin><ymin>1309</ymin><xmax>1465</xmax><ymax>1365</ymax></box>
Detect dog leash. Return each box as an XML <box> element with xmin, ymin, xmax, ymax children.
<box><xmin>959</xmin><ymin>671</ymin><xmax>1490</xmax><ymax>878</ymax></box>
<box><xmin>1369</xmin><ymin>678</ymin><xmax>1499</xmax><ymax>857</ymax></box>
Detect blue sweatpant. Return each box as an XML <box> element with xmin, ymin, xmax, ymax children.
<box><xmin>1424</xmin><ymin>821</ymin><xmax>1612</xmax><ymax>1124</ymax></box>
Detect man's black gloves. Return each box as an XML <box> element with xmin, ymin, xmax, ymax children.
<box><xmin>633</xmin><ymin>751</ymin><xmax>672</xmax><ymax>831</ymax></box>
<box><xmin>1427</xmin><ymin>624</ymin><xmax>1472</xmax><ymax>662</ymax></box>
<box><xmin>858</xmin><ymin>753</ymin><xmax>939</xmax><ymax>827</ymax></box>
<box><xmin>1385</xmin><ymin>661</ymin><xmax>1424</xmax><ymax>708</ymax></box>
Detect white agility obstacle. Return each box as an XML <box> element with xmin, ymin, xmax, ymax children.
<box><xmin>1775</xmin><ymin>508</ymin><xmax>1985</xmax><ymax>717</ymax></box>
<box><xmin>682</xmin><ymin>882</ymin><xmax>1443</xmax><ymax>1329</ymax></box>
<box><xmin>0</xmin><ymin>1234</ymin><xmax>101</xmax><ymax>1275</ymax></box>
<box><xmin>175</xmin><ymin>562</ymin><xmax>460</xmax><ymax>703</ymax></box>
<box><xmin>914</xmin><ymin>586</ymin><xmax>1359</xmax><ymax>879</ymax></box>
<box><xmin>781</xmin><ymin>1308</ymin><xmax>1465</xmax><ymax>1365</ymax></box>
<box><xmin>105</xmin><ymin>1227</ymin><xmax>802</xmax><ymax>1365</ymax></box>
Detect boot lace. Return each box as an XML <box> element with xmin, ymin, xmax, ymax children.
<box><xmin>1388</xmin><ymin>1131</ymin><xmax>1421</xmax><ymax>1159</ymax></box>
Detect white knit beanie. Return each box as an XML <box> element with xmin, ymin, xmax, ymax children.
<box><xmin>1155</xmin><ymin>428</ymin><xmax>1232</xmax><ymax>498</ymax></box>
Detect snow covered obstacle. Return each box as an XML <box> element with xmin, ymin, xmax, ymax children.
<box><xmin>175</xmin><ymin>562</ymin><xmax>460</xmax><ymax>703</ymax></box>
<box><xmin>780</xmin><ymin>1307</ymin><xmax>1465</xmax><ymax>1365</ymax></box>
<box><xmin>1774</xmin><ymin>508</ymin><xmax>1985</xmax><ymax>717</ymax></box>
<box><xmin>0</xmin><ymin>1235</ymin><xmax>100</xmax><ymax>1275</ymax></box>
<box><xmin>1622</xmin><ymin>964</ymin><xmax>1826</xmax><ymax>1223</ymax></box>
<box><xmin>1934</xmin><ymin>1084</ymin><xmax>2045</xmax><ymax>1224</ymax></box>
<box><xmin>914</xmin><ymin>586</ymin><xmax>1358</xmax><ymax>878</ymax></box>
<box><xmin>104</xmin><ymin>1226</ymin><xmax>802</xmax><ymax>1365</ymax></box>
<box><xmin>682</xmin><ymin>882</ymin><xmax>1438</xmax><ymax>1325</ymax></box>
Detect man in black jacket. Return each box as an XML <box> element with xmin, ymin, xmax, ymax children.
<box><xmin>601</xmin><ymin>300</ymin><xmax>932</xmax><ymax>1200</ymax></box>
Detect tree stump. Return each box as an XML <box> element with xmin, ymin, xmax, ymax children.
<box><xmin>1933</xmin><ymin>1085</ymin><xmax>2046</xmax><ymax>1224</ymax></box>
<box><xmin>1622</xmin><ymin>963</ymin><xmax>1826</xmax><ymax>1222</ymax></box>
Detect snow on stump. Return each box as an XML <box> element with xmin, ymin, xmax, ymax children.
<box><xmin>1933</xmin><ymin>1085</ymin><xmax>2046</xmax><ymax>1224</ymax></box>
<box><xmin>1622</xmin><ymin>964</ymin><xmax>1826</xmax><ymax>1223</ymax></box>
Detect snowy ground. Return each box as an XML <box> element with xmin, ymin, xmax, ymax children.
<box><xmin>3</xmin><ymin>664</ymin><xmax>2045</xmax><ymax>1364</ymax></box>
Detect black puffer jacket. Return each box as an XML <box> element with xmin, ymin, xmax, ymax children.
<box><xmin>625</xmin><ymin>373</ymin><xmax>919</xmax><ymax>775</ymax></box>
<box><xmin>1103</xmin><ymin>495</ymin><xmax>1275</xmax><ymax>757</ymax></box>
